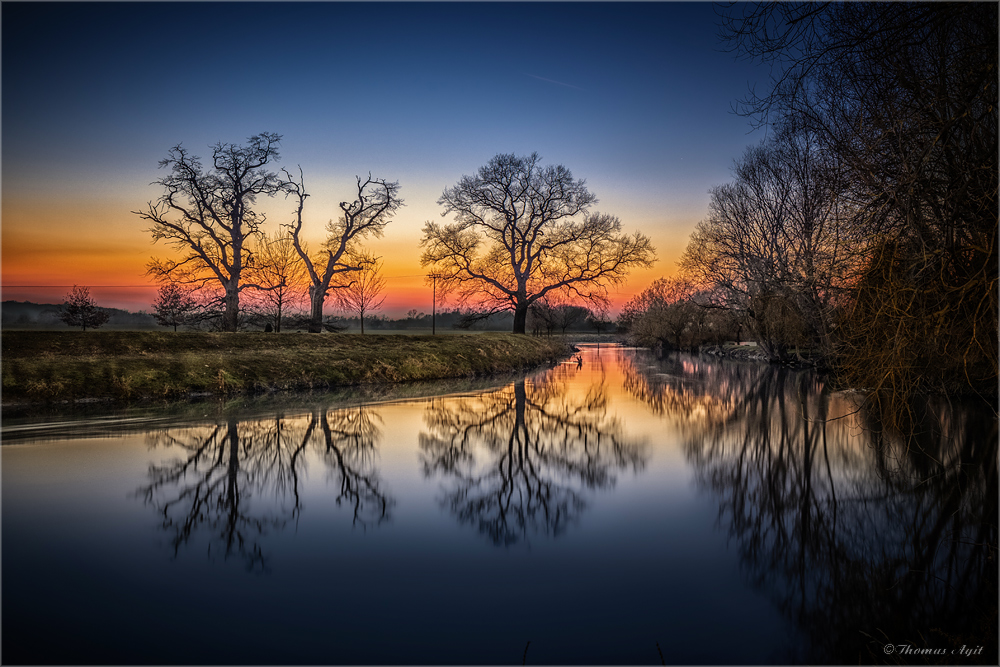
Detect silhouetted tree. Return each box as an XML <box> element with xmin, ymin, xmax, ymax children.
<box><xmin>679</xmin><ymin>129</ymin><xmax>854</xmax><ymax>359</ymax></box>
<box><xmin>151</xmin><ymin>283</ymin><xmax>200</xmax><ymax>331</ymax></box>
<box><xmin>137</xmin><ymin>406</ymin><xmax>391</xmax><ymax>571</ymax></box>
<box><xmin>719</xmin><ymin>2</ymin><xmax>998</xmax><ymax>394</ymax></box>
<box><xmin>244</xmin><ymin>230</ymin><xmax>308</xmax><ymax>332</ymax></box>
<box><xmin>333</xmin><ymin>253</ymin><xmax>386</xmax><ymax>334</ymax></box>
<box><xmin>285</xmin><ymin>169</ymin><xmax>403</xmax><ymax>333</ymax></box>
<box><xmin>135</xmin><ymin>133</ymin><xmax>286</xmax><ymax>332</ymax></box>
<box><xmin>60</xmin><ymin>285</ymin><xmax>110</xmax><ymax>331</ymax></box>
<box><xmin>421</xmin><ymin>153</ymin><xmax>655</xmax><ymax>334</ymax></box>
<box><xmin>420</xmin><ymin>366</ymin><xmax>645</xmax><ymax>546</ymax></box>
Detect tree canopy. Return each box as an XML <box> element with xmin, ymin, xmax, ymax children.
<box><xmin>135</xmin><ymin>133</ymin><xmax>286</xmax><ymax>332</ymax></box>
<box><xmin>60</xmin><ymin>285</ymin><xmax>110</xmax><ymax>331</ymax></box>
<box><xmin>421</xmin><ymin>153</ymin><xmax>655</xmax><ymax>334</ymax></box>
<box><xmin>285</xmin><ymin>169</ymin><xmax>402</xmax><ymax>333</ymax></box>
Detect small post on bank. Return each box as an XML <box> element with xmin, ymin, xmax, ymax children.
<box><xmin>429</xmin><ymin>273</ymin><xmax>439</xmax><ymax>335</ymax></box>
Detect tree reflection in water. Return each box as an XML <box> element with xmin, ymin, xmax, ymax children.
<box><xmin>137</xmin><ymin>406</ymin><xmax>391</xmax><ymax>571</ymax></box>
<box><xmin>624</xmin><ymin>351</ymin><xmax>997</xmax><ymax>664</ymax></box>
<box><xmin>420</xmin><ymin>364</ymin><xmax>646</xmax><ymax>546</ymax></box>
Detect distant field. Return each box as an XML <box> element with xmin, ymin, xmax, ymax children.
<box><xmin>1</xmin><ymin>331</ymin><xmax>573</xmax><ymax>405</ymax></box>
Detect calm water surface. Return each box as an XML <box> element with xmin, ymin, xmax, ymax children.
<box><xmin>3</xmin><ymin>345</ymin><xmax>996</xmax><ymax>664</ymax></box>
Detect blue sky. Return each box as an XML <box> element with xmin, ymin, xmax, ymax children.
<box><xmin>2</xmin><ymin>1</ymin><xmax>768</xmax><ymax>313</ymax></box>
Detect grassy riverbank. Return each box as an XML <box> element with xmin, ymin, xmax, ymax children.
<box><xmin>1</xmin><ymin>331</ymin><xmax>572</xmax><ymax>405</ymax></box>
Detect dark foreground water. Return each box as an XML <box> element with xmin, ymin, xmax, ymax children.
<box><xmin>2</xmin><ymin>345</ymin><xmax>997</xmax><ymax>665</ymax></box>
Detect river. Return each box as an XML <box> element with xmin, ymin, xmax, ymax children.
<box><xmin>2</xmin><ymin>344</ymin><xmax>996</xmax><ymax>664</ymax></box>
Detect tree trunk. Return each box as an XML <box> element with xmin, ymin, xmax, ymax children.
<box><xmin>514</xmin><ymin>378</ymin><xmax>527</xmax><ymax>431</ymax></box>
<box><xmin>512</xmin><ymin>303</ymin><xmax>529</xmax><ymax>334</ymax></box>
<box><xmin>222</xmin><ymin>284</ymin><xmax>240</xmax><ymax>332</ymax></box>
<box><xmin>224</xmin><ymin>420</ymin><xmax>240</xmax><ymax>550</ymax></box>
<box><xmin>308</xmin><ymin>287</ymin><xmax>324</xmax><ymax>334</ymax></box>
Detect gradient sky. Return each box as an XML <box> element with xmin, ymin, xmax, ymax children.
<box><xmin>2</xmin><ymin>1</ymin><xmax>767</xmax><ymax>315</ymax></box>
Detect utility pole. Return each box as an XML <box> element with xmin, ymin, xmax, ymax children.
<box><xmin>429</xmin><ymin>273</ymin><xmax>439</xmax><ymax>335</ymax></box>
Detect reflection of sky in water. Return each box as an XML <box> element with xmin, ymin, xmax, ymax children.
<box><xmin>3</xmin><ymin>345</ymin><xmax>994</xmax><ymax>664</ymax></box>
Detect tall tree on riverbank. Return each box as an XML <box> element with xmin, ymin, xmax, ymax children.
<box><xmin>135</xmin><ymin>133</ymin><xmax>286</xmax><ymax>332</ymax></box>
<box><xmin>285</xmin><ymin>169</ymin><xmax>403</xmax><ymax>333</ymax></box>
<box><xmin>720</xmin><ymin>2</ymin><xmax>998</xmax><ymax>395</ymax></box>
<box><xmin>421</xmin><ymin>153</ymin><xmax>655</xmax><ymax>334</ymax></box>
<box><xmin>679</xmin><ymin>128</ymin><xmax>855</xmax><ymax>359</ymax></box>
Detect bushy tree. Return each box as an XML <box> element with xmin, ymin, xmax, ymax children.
<box><xmin>621</xmin><ymin>277</ymin><xmax>739</xmax><ymax>351</ymax></box>
<box><xmin>60</xmin><ymin>286</ymin><xmax>110</xmax><ymax>331</ymax></box>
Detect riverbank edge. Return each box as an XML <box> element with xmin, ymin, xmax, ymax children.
<box><xmin>1</xmin><ymin>331</ymin><xmax>574</xmax><ymax>407</ymax></box>
<box><xmin>700</xmin><ymin>343</ymin><xmax>774</xmax><ymax>364</ymax></box>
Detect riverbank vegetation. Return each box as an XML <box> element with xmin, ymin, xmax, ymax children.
<box><xmin>1</xmin><ymin>331</ymin><xmax>571</xmax><ymax>405</ymax></box>
<box><xmin>619</xmin><ymin>3</ymin><xmax>997</xmax><ymax>404</ymax></box>
<box><xmin>1</xmin><ymin>299</ymin><xmax>608</xmax><ymax>335</ymax></box>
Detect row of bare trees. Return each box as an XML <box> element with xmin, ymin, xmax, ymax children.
<box><xmin>149</xmin><ymin>236</ymin><xmax>386</xmax><ymax>333</ymax></box>
<box><xmin>135</xmin><ymin>134</ymin><xmax>398</xmax><ymax>333</ymax></box>
<box><xmin>621</xmin><ymin>3</ymin><xmax>997</xmax><ymax>399</ymax></box>
<box><xmin>136</xmin><ymin>140</ymin><xmax>654</xmax><ymax>334</ymax></box>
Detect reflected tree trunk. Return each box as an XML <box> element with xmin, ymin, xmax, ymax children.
<box><xmin>420</xmin><ymin>373</ymin><xmax>646</xmax><ymax>546</ymax></box>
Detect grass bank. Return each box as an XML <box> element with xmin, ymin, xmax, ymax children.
<box><xmin>1</xmin><ymin>331</ymin><xmax>572</xmax><ymax>405</ymax></box>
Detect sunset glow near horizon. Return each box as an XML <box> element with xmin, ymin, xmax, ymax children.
<box><xmin>2</xmin><ymin>2</ymin><xmax>766</xmax><ymax>317</ymax></box>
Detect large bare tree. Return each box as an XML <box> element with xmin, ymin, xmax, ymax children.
<box><xmin>135</xmin><ymin>133</ymin><xmax>285</xmax><ymax>332</ymax></box>
<box><xmin>421</xmin><ymin>153</ymin><xmax>656</xmax><ymax>334</ymax></box>
<box><xmin>285</xmin><ymin>169</ymin><xmax>403</xmax><ymax>333</ymax></box>
<box><xmin>679</xmin><ymin>129</ymin><xmax>855</xmax><ymax>359</ymax></box>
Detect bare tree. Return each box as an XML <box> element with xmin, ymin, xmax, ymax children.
<box><xmin>421</xmin><ymin>153</ymin><xmax>655</xmax><ymax>334</ymax></box>
<box><xmin>679</xmin><ymin>130</ymin><xmax>854</xmax><ymax>359</ymax></box>
<box><xmin>151</xmin><ymin>282</ymin><xmax>200</xmax><ymax>331</ymax></box>
<box><xmin>137</xmin><ymin>407</ymin><xmax>392</xmax><ymax>570</ymax></box>
<box><xmin>334</xmin><ymin>253</ymin><xmax>386</xmax><ymax>334</ymax></box>
<box><xmin>719</xmin><ymin>2</ymin><xmax>998</xmax><ymax>395</ymax></box>
<box><xmin>285</xmin><ymin>169</ymin><xmax>403</xmax><ymax>333</ymax></box>
<box><xmin>419</xmin><ymin>370</ymin><xmax>645</xmax><ymax>546</ymax></box>
<box><xmin>134</xmin><ymin>133</ymin><xmax>286</xmax><ymax>332</ymax></box>
<box><xmin>244</xmin><ymin>230</ymin><xmax>308</xmax><ymax>332</ymax></box>
<box><xmin>60</xmin><ymin>285</ymin><xmax>110</xmax><ymax>331</ymax></box>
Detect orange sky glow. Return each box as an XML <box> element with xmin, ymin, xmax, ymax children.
<box><xmin>2</xmin><ymin>181</ymin><xmax>692</xmax><ymax>317</ymax></box>
<box><xmin>2</xmin><ymin>2</ymin><xmax>768</xmax><ymax>321</ymax></box>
